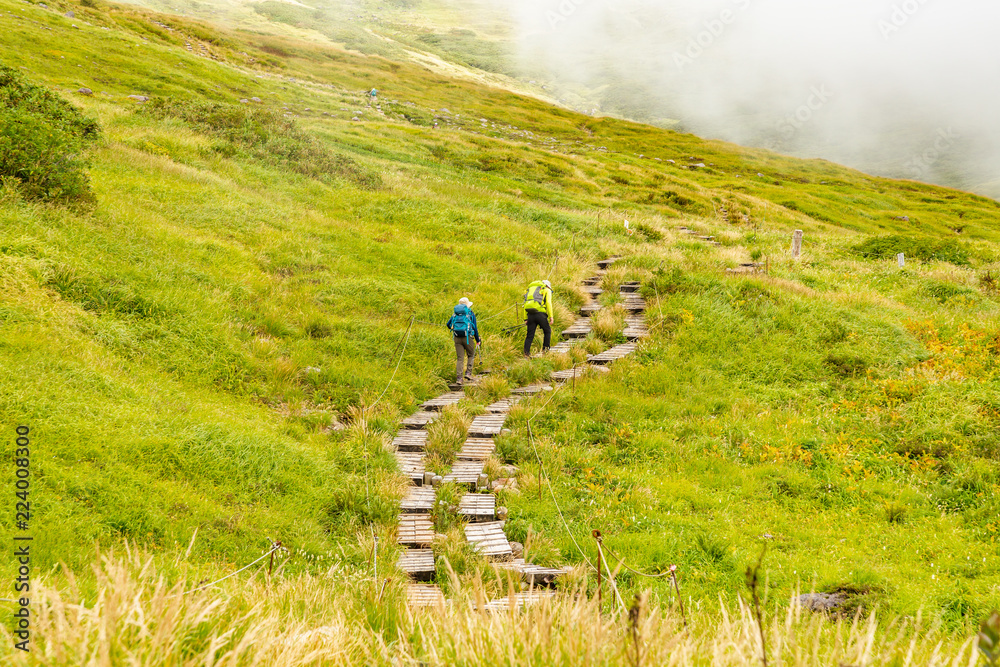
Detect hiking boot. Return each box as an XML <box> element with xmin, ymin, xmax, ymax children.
<box><xmin>465</xmin><ymin>373</ymin><xmax>475</xmax><ymax>381</ymax></box>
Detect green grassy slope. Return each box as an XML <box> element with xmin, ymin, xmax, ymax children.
<box><xmin>0</xmin><ymin>0</ymin><xmax>998</xmax><ymax>635</ymax></box>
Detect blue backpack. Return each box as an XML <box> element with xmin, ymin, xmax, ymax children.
<box><xmin>451</xmin><ymin>306</ymin><xmax>472</xmax><ymax>338</ymax></box>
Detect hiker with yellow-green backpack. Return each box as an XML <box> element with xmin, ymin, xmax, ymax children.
<box><xmin>521</xmin><ymin>279</ymin><xmax>553</xmax><ymax>358</ymax></box>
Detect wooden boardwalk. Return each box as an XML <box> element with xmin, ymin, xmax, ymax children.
<box><xmin>551</xmin><ymin>365</ymin><xmax>610</xmax><ymax>382</ymax></box>
<box><xmin>398</xmin><ymin>514</ymin><xmax>434</xmax><ymax>548</ymax></box>
<box><xmin>395</xmin><ymin>451</ymin><xmax>426</xmax><ymax>485</ymax></box>
<box><xmin>468</xmin><ymin>413</ymin><xmax>507</xmax><ymax>437</ymax></box>
<box><xmin>420</xmin><ymin>392</ymin><xmax>465</xmax><ymax>411</ymax></box>
<box><xmin>511</xmin><ymin>383</ymin><xmax>552</xmax><ymax>395</ymax></box>
<box><xmin>494</xmin><ymin>559</ymin><xmax>572</xmax><ymax>587</ymax></box>
<box><xmin>392</xmin><ymin>430</ymin><xmax>428</xmax><ymax>452</ymax></box>
<box><xmin>562</xmin><ymin>319</ymin><xmax>592</xmax><ymax>338</ymax></box>
<box><xmin>483</xmin><ymin>591</ymin><xmax>557</xmax><ymax>613</ymax></box>
<box><xmin>400</xmin><ymin>486</ymin><xmax>436</xmax><ymax>513</ymax></box>
<box><xmin>588</xmin><ymin>343</ymin><xmax>638</xmax><ymax>365</ymax></box>
<box><xmin>486</xmin><ymin>397</ymin><xmax>520</xmax><ymax>414</ymax></box>
<box><xmin>398</xmin><ymin>549</ymin><xmax>435</xmax><ymax>581</ymax></box>
<box><xmin>401</xmin><ymin>411</ymin><xmax>440</xmax><ymax>429</ymax></box>
<box><xmin>407</xmin><ymin>584</ymin><xmax>446</xmax><ymax>608</ymax></box>
<box><xmin>393</xmin><ymin>260</ymin><xmax>646</xmax><ymax>607</ymax></box>
<box><xmin>465</xmin><ymin>521</ymin><xmax>513</xmax><ymax>560</ymax></box>
<box><xmin>458</xmin><ymin>493</ymin><xmax>496</xmax><ymax>522</ymax></box>
<box><xmin>457</xmin><ymin>437</ymin><xmax>496</xmax><ymax>461</ymax></box>
<box><xmin>443</xmin><ymin>459</ymin><xmax>485</xmax><ymax>489</ymax></box>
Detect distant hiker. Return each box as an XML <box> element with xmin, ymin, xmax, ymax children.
<box><xmin>368</xmin><ymin>88</ymin><xmax>378</xmax><ymax>106</ymax></box>
<box><xmin>447</xmin><ymin>297</ymin><xmax>481</xmax><ymax>384</ymax></box>
<box><xmin>522</xmin><ymin>279</ymin><xmax>554</xmax><ymax>357</ymax></box>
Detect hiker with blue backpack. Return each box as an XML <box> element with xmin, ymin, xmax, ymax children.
<box><xmin>447</xmin><ymin>297</ymin><xmax>481</xmax><ymax>384</ymax></box>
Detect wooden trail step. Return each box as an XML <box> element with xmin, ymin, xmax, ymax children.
<box><xmin>393</xmin><ymin>430</ymin><xmax>428</xmax><ymax>452</ymax></box>
<box><xmin>597</xmin><ymin>257</ymin><xmax>620</xmax><ymax>269</ymax></box>
<box><xmin>465</xmin><ymin>521</ymin><xmax>513</xmax><ymax>560</ymax></box>
<box><xmin>579</xmin><ymin>303</ymin><xmax>603</xmax><ymax>316</ymax></box>
<box><xmin>469</xmin><ymin>413</ymin><xmax>507</xmax><ymax>437</ymax></box>
<box><xmin>619</xmin><ymin>282</ymin><xmax>641</xmax><ymax>293</ymax></box>
<box><xmin>581</xmin><ymin>285</ymin><xmax>604</xmax><ymax>296</ymax></box>
<box><xmin>396</xmin><ymin>451</ymin><xmax>426</xmax><ymax>485</ymax></box>
<box><xmin>401</xmin><ymin>411</ymin><xmax>440</xmax><ymax>429</ymax></box>
<box><xmin>582</xmin><ymin>275</ymin><xmax>604</xmax><ymax>286</ymax></box>
<box><xmin>458</xmin><ymin>493</ymin><xmax>496</xmax><ymax>522</ymax></box>
<box><xmin>623</xmin><ymin>326</ymin><xmax>650</xmax><ymax>341</ymax></box>
<box><xmin>443</xmin><ymin>459</ymin><xmax>485</xmax><ymax>490</ymax></box>
<box><xmin>482</xmin><ymin>591</ymin><xmax>557</xmax><ymax>613</ymax></box>
<box><xmin>397</xmin><ymin>514</ymin><xmax>434</xmax><ymax>548</ymax></box>
<box><xmin>400</xmin><ymin>486</ymin><xmax>436</xmax><ymax>513</ymax></box>
<box><xmin>407</xmin><ymin>584</ymin><xmax>446</xmax><ymax>609</ymax></box>
<box><xmin>420</xmin><ymin>392</ymin><xmax>465</xmax><ymax>411</ymax></box>
<box><xmin>562</xmin><ymin>319</ymin><xmax>593</xmax><ymax>338</ymax></box>
<box><xmin>458</xmin><ymin>437</ymin><xmax>496</xmax><ymax>461</ymax></box>
<box><xmin>588</xmin><ymin>343</ymin><xmax>638</xmax><ymax>365</ymax></box>
<box><xmin>486</xmin><ymin>397</ymin><xmax>520</xmax><ymax>414</ymax></box>
<box><xmin>621</xmin><ymin>298</ymin><xmax>646</xmax><ymax>313</ymax></box>
<box><xmin>548</xmin><ymin>341</ymin><xmax>576</xmax><ymax>354</ymax></box>
<box><xmin>511</xmin><ymin>383</ymin><xmax>553</xmax><ymax>395</ymax></box>
<box><xmin>551</xmin><ymin>365</ymin><xmax>610</xmax><ymax>382</ymax></box>
<box><xmin>398</xmin><ymin>549</ymin><xmax>435</xmax><ymax>581</ymax></box>
<box><xmin>494</xmin><ymin>559</ymin><xmax>573</xmax><ymax>587</ymax></box>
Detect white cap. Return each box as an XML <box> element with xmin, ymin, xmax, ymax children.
<box><xmin>459</xmin><ymin>297</ymin><xmax>473</xmax><ymax>307</ymax></box>
<box><xmin>542</xmin><ymin>280</ymin><xmax>552</xmax><ymax>288</ymax></box>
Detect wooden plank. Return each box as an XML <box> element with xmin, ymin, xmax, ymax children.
<box><xmin>597</xmin><ymin>257</ymin><xmax>620</xmax><ymax>269</ymax></box>
<box><xmin>511</xmin><ymin>383</ymin><xmax>552</xmax><ymax>395</ymax></box>
<box><xmin>464</xmin><ymin>521</ymin><xmax>512</xmax><ymax>560</ymax></box>
<box><xmin>469</xmin><ymin>413</ymin><xmax>507</xmax><ymax>437</ymax></box>
<box><xmin>458</xmin><ymin>493</ymin><xmax>496</xmax><ymax>522</ymax></box>
<box><xmin>398</xmin><ymin>549</ymin><xmax>435</xmax><ymax>581</ymax></box>
<box><xmin>400</xmin><ymin>486</ymin><xmax>436</xmax><ymax>513</ymax></box>
<box><xmin>562</xmin><ymin>319</ymin><xmax>593</xmax><ymax>338</ymax></box>
<box><xmin>443</xmin><ymin>460</ymin><xmax>484</xmax><ymax>489</ymax></box>
<box><xmin>548</xmin><ymin>341</ymin><xmax>576</xmax><ymax>354</ymax></box>
<box><xmin>458</xmin><ymin>437</ymin><xmax>496</xmax><ymax>461</ymax></box>
<box><xmin>551</xmin><ymin>365</ymin><xmax>610</xmax><ymax>382</ymax></box>
<box><xmin>582</xmin><ymin>285</ymin><xmax>604</xmax><ymax>296</ymax></box>
<box><xmin>392</xmin><ymin>430</ymin><xmax>428</xmax><ymax>452</ymax></box>
<box><xmin>401</xmin><ymin>411</ymin><xmax>440</xmax><ymax>429</ymax></box>
<box><xmin>587</xmin><ymin>343</ymin><xmax>638</xmax><ymax>365</ymax></box>
<box><xmin>395</xmin><ymin>451</ymin><xmax>426</xmax><ymax>484</ymax></box>
<box><xmin>579</xmin><ymin>303</ymin><xmax>603</xmax><ymax>316</ymax></box>
<box><xmin>407</xmin><ymin>584</ymin><xmax>446</xmax><ymax>609</ymax></box>
<box><xmin>397</xmin><ymin>514</ymin><xmax>434</xmax><ymax>548</ymax></box>
<box><xmin>486</xmin><ymin>397</ymin><xmax>520</xmax><ymax>414</ymax></box>
<box><xmin>483</xmin><ymin>591</ymin><xmax>556</xmax><ymax>613</ymax></box>
<box><xmin>494</xmin><ymin>559</ymin><xmax>572</xmax><ymax>587</ymax></box>
<box><xmin>619</xmin><ymin>282</ymin><xmax>641</xmax><ymax>293</ymax></box>
<box><xmin>420</xmin><ymin>391</ymin><xmax>465</xmax><ymax>411</ymax></box>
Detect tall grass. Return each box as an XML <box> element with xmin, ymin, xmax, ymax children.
<box><xmin>0</xmin><ymin>549</ymin><xmax>981</xmax><ymax>666</ymax></box>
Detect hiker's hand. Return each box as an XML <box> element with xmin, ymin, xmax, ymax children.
<box><xmin>549</xmin><ymin>318</ymin><xmax>554</xmax><ymax>325</ymax></box>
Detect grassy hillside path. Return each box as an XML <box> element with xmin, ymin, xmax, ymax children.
<box><xmin>392</xmin><ymin>258</ymin><xmax>649</xmax><ymax>608</ymax></box>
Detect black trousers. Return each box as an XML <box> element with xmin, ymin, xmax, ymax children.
<box><xmin>524</xmin><ymin>310</ymin><xmax>551</xmax><ymax>355</ymax></box>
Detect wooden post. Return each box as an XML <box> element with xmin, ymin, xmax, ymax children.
<box><xmin>897</xmin><ymin>253</ymin><xmax>905</xmax><ymax>268</ymax></box>
<box><xmin>593</xmin><ymin>530</ymin><xmax>603</xmax><ymax>614</ymax></box>
<box><xmin>791</xmin><ymin>230</ymin><xmax>803</xmax><ymax>259</ymax></box>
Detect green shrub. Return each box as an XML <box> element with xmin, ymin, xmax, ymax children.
<box><xmin>851</xmin><ymin>234</ymin><xmax>971</xmax><ymax>266</ymax></box>
<box><xmin>142</xmin><ymin>98</ymin><xmax>381</xmax><ymax>189</ymax></box>
<box><xmin>0</xmin><ymin>62</ymin><xmax>100</xmax><ymax>203</ymax></box>
<box><xmin>923</xmin><ymin>280</ymin><xmax>977</xmax><ymax>303</ymax></box>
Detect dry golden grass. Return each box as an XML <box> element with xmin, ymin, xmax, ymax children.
<box><xmin>0</xmin><ymin>549</ymin><xmax>982</xmax><ymax>666</ymax></box>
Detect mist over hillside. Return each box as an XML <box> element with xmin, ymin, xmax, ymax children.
<box><xmin>507</xmin><ymin>0</ymin><xmax>1000</xmax><ymax>200</ymax></box>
